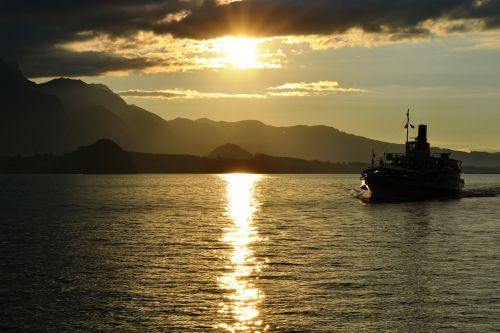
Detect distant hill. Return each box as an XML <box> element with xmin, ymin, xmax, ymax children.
<box><xmin>1</xmin><ymin>60</ymin><xmax>499</xmax><ymax>169</ymax></box>
<box><xmin>57</xmin><ymin>139</ymin><xmax>136</xmax><ymax>173</ymax></box>
<box><xmin>2</xmin><ymin>139</ymin><xmax>497</xmax><ymax>174</ymax></box>
<box><xmin>0</xmin><ymin>139</ymin><xmax>135</xmax><ymax>174</ymax></box>
<box><xmin>0</xmin><ymin>140</ymin><xmax>369</xmax><ymax>174</ymax></box>
<box><xmin>207</xmin><ymin>143</ymin><xmax>253</xmax><ymax>160</ymax></box>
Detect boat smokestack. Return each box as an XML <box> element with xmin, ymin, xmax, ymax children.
<box><xmin>418</xmin><ymin>124</ymin><xmax>427</xmax><ymax>143</ymax></box>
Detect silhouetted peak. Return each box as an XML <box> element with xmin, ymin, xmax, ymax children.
<box><xmin>194</xmin><ymin>118</ymin><xmax>266</xmax><ymax>127</ymax></box>
<box><xmin>195</xmin><ymin>118</ymin><xmax>215</xmax><ymax>124</ymax></box>
<box><xmin>60</xmin><ymin>139</ymin><xmax>135</xmax><ymax>173</ymax></box>
<box><xmin>44</xmin><ymin>77</ymin><xmax>86</xmax><ymax>87</ymax></box>
<box><xmin>42</xmin><ymin>78</ymin><xmax>112</xmax><ymax>92</ymax></box>
<box><xmin>76</xmin><ymin>139</ymin><xmax>124</xmax><ymax>154</ymax></box>
<box><xmin>208</xmin><ymin>143</ymin><xmax>253</xmax><ymax>160</ymax></box>
<box><xmin>234</xmin><ymin>119</ymin><xmax>266</xmax><ymax>127</ymax></box>
<box><xmin>0</xmin><ymin>59</ymin><xmax>34</xmax><ymax>88</ymax></box>
<box><xmin>168</xmin><ymin>118</ymin><xmax>198</xmax><ymax>126</ymax></box>
<box><xmin>311</xmin><ymin>124</ymin><xmax>340</xmax><ymax>132</ymax></box>
<box><xmin>37</xmin><ymin>76</ymin><xmax>128</xmax><ymax>114</ymax></box>
<box><xmin>172</xmin><ymin>117</ymin><xmax>193</xmax><ymax>122</ymax></box>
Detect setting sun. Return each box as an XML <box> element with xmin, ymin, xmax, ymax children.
<box><xmin>218</xmin><ymin>37</ymin><xmax>260</xmax><ymax>70</ymax></box>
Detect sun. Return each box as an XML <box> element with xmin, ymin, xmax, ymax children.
<box><xmin>218</xmin><ymin>37</ymin><xmax>260</xmax><ymax>70</ymax></box>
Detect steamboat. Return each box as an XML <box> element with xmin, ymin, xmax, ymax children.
<box><xmin>360</xmin><ymin>111</ymin><xmax>464</xmax><ymax>201</ymax></box>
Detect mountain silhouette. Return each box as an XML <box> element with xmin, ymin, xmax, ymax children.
<box><xmin>0</xmin><ymin>140</ymin><xmax>369</xmax><ymax>174</ymax></box>
<box><xmin>0</xmin><ymin>60</ymin><xmax>67</xmax><ymax>155</ymax></box>
<box><xmin>57</xmin><ymin>139</ymin><xmax>136</xmax><ymax>173</ymax></box>
<box><xmin>37</xmin><ymin>76</ymin><xmax>170</xmax><ymax>153</ymax></box>
<box><xmin>1</xmin><ymin>139</ymin><xmax>497</xmax><ymax>174</ymax></box>
<box><xmin>207</xmin><ymin>143</ymin><xmax>253</xmax><ymax>160</ymax></box>
<box><xmin>1</xmin><ymin>61</ymin><xmax>499</xmax><ymax>168</ymax></box>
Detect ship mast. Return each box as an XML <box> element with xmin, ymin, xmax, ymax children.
<box><xmin>405</xmin><ymin>108</ymin><xmax>414</xmax><ymax>143</ymax></box>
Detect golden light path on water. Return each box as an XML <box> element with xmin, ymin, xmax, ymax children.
<box><xmin>218</xmin><ymin>174</ymin><xmax>268</xmax><ymax>333</ymax></box>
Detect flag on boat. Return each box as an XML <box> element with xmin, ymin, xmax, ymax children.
<box><xmin>405</xmin><ymin>109</ymin><xmax>415</xmax><ymax>128</ymax></box>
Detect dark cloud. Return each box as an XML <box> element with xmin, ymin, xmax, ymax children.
<box><xmin>163</xmin><ymin>0</ymin><xmax>459</xmax><ymax>37</ymax></box>
<box><xmin>471</xmin><ymin>0</ymin><xmax>500</xmax><ymax>29</ymax></box>
<box><xmin>164</xmin><ymin>0</ymin><xmax>500</xmax><ymax>38</ymax></box>
<box><xmin>2</xmin><ymin>0</ymin><xmax>500</xmax><ymax>77</ymax></box>
<box><xmin>1</xmin><ymin>0</ymin><xmax>195</xmax><ymax>77</ymax></box>
<box><xmin>20</xmin><ymin>49</ymin><xmax>152</xmax><ymax>78</ymax></box>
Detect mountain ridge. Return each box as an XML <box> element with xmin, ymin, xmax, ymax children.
<box><xmin>1</xmin><ymin>60</ymin><xmax>499</xmax><ymax>167</ymax></box>
<box><xmin>208</xmin><ymin>143</ymin><xmax>253</xmax><ymax>160</ymax></box>
<box><xmin>0</xmin><ymin>139</ymin><xmax>370</xmax><ymax>174</ymax></box>
<box><xmin>2</xmin><ymin>139</ymin><xmax>497</xmax><ymax>174</ymax></box>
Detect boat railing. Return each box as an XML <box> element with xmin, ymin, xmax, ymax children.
<box><xmin>383</xmin><ymin>152</ymin><xmax>451</xmax><ymax>160</ymax></box>
<box><xmin>431</xmin><ymin>152</ymin><xmax>451</xmax><ymax>159</ymax></box>
<box><xmin>383</xmin><ymin>153</ymin><xmax>405</xmax><ymax>161</ymax></box>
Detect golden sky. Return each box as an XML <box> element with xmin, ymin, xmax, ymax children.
<box><xmin>8</xmin><ymin>0</ymin><xmax>500</xmax><ymax>151</ymax></box>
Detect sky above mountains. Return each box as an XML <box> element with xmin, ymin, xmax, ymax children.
<box><xmin>4</xmin><ymin>0</ymin><xmax>500</xmax><ymax>151</ymax></box>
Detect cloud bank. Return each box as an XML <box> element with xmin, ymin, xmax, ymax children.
<box><xmin>117</xmin><ymin>81</ymin><xmax>365</xmax><ymax>100</ymax></box>
<box><xmin>117</xmin><ymin>88</ymin><xmax>266</xmax><ymax>100</ymax></box>
<box><xmin>2</xmin><ymin>0</ymin><xmax>500</xmax><ymax>76</ymax></box>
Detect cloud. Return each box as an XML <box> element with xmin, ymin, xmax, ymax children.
<box><xmin>268</xmin><ymin>81</ymin><xmax>366</xmax><ymax>93</ymax></box>
<box><xmin>117</xmin><ymin>89</ymin><xmax>266</xmax><ymax>100</ymax></box>
<box><xmin>59</xmin><ymin>33</ymin><xmax>285</xmax><ymax>74</ymax></box>
<box><xmin>117</xmin><ymin>80</ymin><xmax>365</xmax><ymax>100</ymax></box>
<box><xmin>19</xmin><ymin>49</ymin><xmax>152</xmax><ymax>78</ymax></box>
<box><xmin>1</xmin><ymin>1</ymin><xmax>198</xmax><ymax>77</ymax></box>
<box><xmin>164</xmin><ymin>0</ymin><xmax>500</xmax><ymax>38</ymax></box>
<box><xmin>464</xmin><ymin>33</ymin><xmax>500</xmax><ymax>49</ymax></box>
<box><xmin>3</xmin><ymin>0</ymin><xmax>500</xmax><ymax>76</ymax></box>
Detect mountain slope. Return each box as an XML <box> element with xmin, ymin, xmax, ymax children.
<box><xmin>0</xmin><ymin>140</ymin><xmax>369</xmax><ymax>174</ymax></box>
<box><xmin>0</xmin><ymin>60</ymin><xmax>68</xmax><ymax>155</ymax></box>
<box><xmin>161</xmin><ymin>118</ymin><xmax>402</xmax><ymax>163</ymax></box>
<box><xmin>1</xmin><ymin>64</ymin><xmax>499</xmax><ymax>167</ymax></box>
<box><xmin>208</xmin><ymin>143</ymin><xmax>253</xmax><ymax>160</ymax></box>
<box><xmin>57</xmin><ymin>139</ymin><xmax>136</xmax><ymax>173</ymax></box>
<box><xmin>38</xmin><ymin>77</ymin><xmax>171</xmax><ymax>152</ymax></box>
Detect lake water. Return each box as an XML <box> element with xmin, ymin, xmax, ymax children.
<box><xmin>0</xmin><ymin>174</ymin><xmax>499</xmax><ymax>332</ymax></box>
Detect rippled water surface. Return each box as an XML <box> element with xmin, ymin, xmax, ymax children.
<box><xmin>1</xmin><ymin>174</ymin><xmax>499</xmax><ymax>332</ymax></box>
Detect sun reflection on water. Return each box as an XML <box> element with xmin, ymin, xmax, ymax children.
<box><xmin>218</xmin><ymin>174</ymin><xmax>267</xmax><ymax>332</ymax></box>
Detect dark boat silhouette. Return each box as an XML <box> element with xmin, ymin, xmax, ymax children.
<box><xmin>360</xmin><ymin>110</ymin><xmax>464</xmax><ymax>201</ymax></box>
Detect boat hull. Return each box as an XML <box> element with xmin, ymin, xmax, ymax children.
<box><xmin>361</xmin><ymin>168</ymin><xmax>463</xmax><ymax>201</ymax></box>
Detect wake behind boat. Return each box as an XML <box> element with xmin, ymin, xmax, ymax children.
<box><xmin>360</xmin><ymin>110</ymin><xmax>464</xmax><ymax>201</ymax></box>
